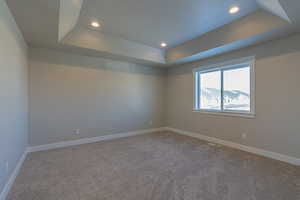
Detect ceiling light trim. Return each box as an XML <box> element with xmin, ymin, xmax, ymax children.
<box><xmin>229</xmin><ymin>6</ymin><xmax>240</xmax><ymax>14</ymax></box>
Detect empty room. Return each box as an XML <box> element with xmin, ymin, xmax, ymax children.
<box><xmin>1</xmin><ymin>0</ymin><xmax>300</xmax><ymax>199</ymax></box>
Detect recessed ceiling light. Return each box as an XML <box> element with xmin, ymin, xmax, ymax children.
<box><xmin>229</xmin><ymin>6</ymin><xmax>240</xmax><ymax>14</ymax></box>
<box><xmin>91</xmin><ymin>21</ymin><xmax>100</xmax><ymax>28</ymax></box>
<box><xmin>160</xmin><ymin>42</ymin><xmax>167</xmax><ymax>47</ymax></box>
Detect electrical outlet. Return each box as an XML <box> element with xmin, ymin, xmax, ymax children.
<box><xmin>75</xmin><ymin>129</ymin><xmax>80</xmax><ymax>135</ymax></box>
<box><xmin>242</xmin><ymin>133</ymin><xmax>247</xmax><ymax>139</ymax></box>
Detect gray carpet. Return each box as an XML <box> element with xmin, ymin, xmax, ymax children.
<box><xmin>7</xmin><ymin>132</ymin><xmax>300</xmax><ymax>200</ymax></box>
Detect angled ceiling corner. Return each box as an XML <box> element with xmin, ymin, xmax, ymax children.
<box><xmin>277</xmin><ymin>0</ymin><xmax>300</xmax><ymax>23</ymax></box>
<box><xmin>6</xmin><ymin>0</ymin><xmax>300</xmax><ymax>67</ymax></box>
<box><xmin>58</xmin><ymin>0</ymin><xmax>166</xmax><ymax>65</ymax></box>
<box><xmin>61</xmin><ymin>27</ymin><xmax>166</xmax><ymax>65</ymax></box>
<box><xmin>256</xmin><ymin>0</ymin><xmax>291</xmax><ymax>22</ymax></box>
<box><xmin>166</xmin><ymin>10</ymin><xmax>293</xmax><ymax>64</ymax></box>
<box><xmin>58</xmin><ymin>0</ymin><xmax>84</xmax><ymax>41</ymax></box>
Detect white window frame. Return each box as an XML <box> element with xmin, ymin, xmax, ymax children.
<box><xmin>193</xmin><ymin>56</ymin><xmax>255</xmax><ymax>118</ymax></box>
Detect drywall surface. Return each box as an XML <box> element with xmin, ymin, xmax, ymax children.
<box><xmin>166</xmin><ymin>10</ymin><xmax>289</xmax><ymax>62</ymax></box>
<box><xmin>59</xmin><ymin>0</ymin><xmax>83</xmax><ymax>41</ymax></box>
<box><xmin>63</xmin><ymin>28</ymin><xmax>165</xmax><ymax>64</ymax></box>
<box><xmin>0</xmin><ymin>0</ymin><xmax>28</xmax><ymax>194</ymax></box>
<box><xmin>29</xmin><ymin>48</ymin><xmax>166</xmax><ymax>146</ymax></box>
<box><xmin>167</xmin><ymin>33</ymin><xmax>300</xmax><ymax>158</ymax></box>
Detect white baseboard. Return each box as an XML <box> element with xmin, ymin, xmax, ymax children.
<box><xmin>4</xmin><ymin>126</ymin><xmax>297</xmax><ymax>200</ymax></box>
<box><xmin>27</xmin><ymin>127</ymin><xmax>166</xmax><ymax>153</ymax></box>
<box><xmin>0</xmin><ymin>151</ymin><xmax>27</xmax><ymax>200</ymax></box>
<box><xmin>165</xmin><ymin>127</ymin><xmax>300</xmax><ymax>166</ymax></box>
<box><xmin>0</xmin><ymin>127</ymin><xmax>165</xmax><ymax>200</ymax></box>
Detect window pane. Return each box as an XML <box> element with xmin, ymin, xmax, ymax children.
<box><xmin>223</xmin><ymin>66</ymin><xmax>250</xmax><ymax>111</ymax></box>
<box><xmin>200</xmin><ymin>71</ymin><xmax>221</xmax><ymax>110</ymax></box>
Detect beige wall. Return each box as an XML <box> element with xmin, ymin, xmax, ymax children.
<box><xmin>167</xmin><ymin>33</ymin><xmax>300</xmax><ymax>158</ymax></box>
<box><xmin>29</xmin><ymin>33</ymin><xmax>300</xmax><ymax>158</ymax></box>
<box><xmin>0</xmin><ymin>0</ymin><xmax>28</xmax><ymax>194</ymax></box>
<box><xmin>29</xmin><ymin>48</ymin><xmax>166</xmax><ymax>146</ymax></box>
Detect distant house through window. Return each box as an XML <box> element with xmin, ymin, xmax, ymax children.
<box><xmin>193</xmin><ymin>57</ymin><xmax>255</xmax><ymax>117</ymax></box>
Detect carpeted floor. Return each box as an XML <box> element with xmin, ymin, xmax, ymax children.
<box><xmin>7</xmin><ymin>131</ymin><xmax>300</xmax><ymax>200</ymax></box>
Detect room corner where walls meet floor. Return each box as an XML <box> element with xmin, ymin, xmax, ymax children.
<box><xmin>2</xmin><ymin>0</ymin><xmax>300</xmax><ymax>199</ymax></box>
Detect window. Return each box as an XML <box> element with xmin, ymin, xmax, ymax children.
<box><xmin>194</xmin><ymin>57</ymin><xmax>255</xmax><ymax>116</ymax></box>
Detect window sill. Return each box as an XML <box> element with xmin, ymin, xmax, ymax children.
<box><xmin>192</xmin><ymin>110</ymin><xmax>255</xmax><ymax>119</ymax></box>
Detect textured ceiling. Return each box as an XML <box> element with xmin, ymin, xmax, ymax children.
<box><xmin>78</xmin><ymin>0</ymin><xmax>260</xmax><ymax>48</ymax></box>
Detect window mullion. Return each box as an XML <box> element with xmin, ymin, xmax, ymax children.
<box><xmin>197</xmin><ymin>72</ymin><xmax>201</xmax><ymax>109</ymax></box>
<box><xmin>194</xmin><ymin>73</ymin><xmax>197</xmax><ymax>109</ymax></box>
<box><xmin>220</xmin><ymin>70</ymin><xmax>224</xmax><ymax>111</ymax></box>
<box><xmin>194</xmin><ymin>72</ymin><xmax>200</xmax><ymax>110</ymax></box>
